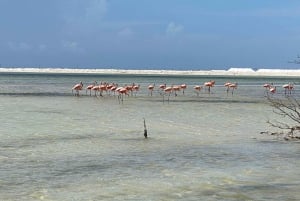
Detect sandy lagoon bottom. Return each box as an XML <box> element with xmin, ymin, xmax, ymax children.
<box><xmin>0</xmin><ymin>94</ymin><xmax>299</xmax><ymax>201</ymax></box>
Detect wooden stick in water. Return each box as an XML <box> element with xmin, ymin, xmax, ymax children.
<box><xmin>143</xmin><ymin>118</ymin><xmax>148</xmax><ymax>138</ymax></box>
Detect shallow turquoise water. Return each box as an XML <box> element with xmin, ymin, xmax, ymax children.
<box><xmin>0</xmin><ymin>73</ymin><xmax>299</xmax><ymax>200</ymax></box>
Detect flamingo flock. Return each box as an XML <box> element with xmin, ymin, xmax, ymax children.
<box><xmin>263</xmin><ymin>82</ymin><xmax>295</xmax><ymax>95</ymax></box>
<box><xmin>263</xmin><ymin>83</ymin><xmax>276</xmax><ymax>95</ymax></box>
<box><xmin>71</xmin><ymin>80</ymin><xmax>296</xmax><ymax>102</ymax></box>
<box><xmin>72</xmin><ymin>81</ymin><xmax>144</xmax><ymax>103</ymax></box>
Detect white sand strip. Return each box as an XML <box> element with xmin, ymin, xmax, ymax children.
<box><xmin>0</xmin><ymin>67</ymin><xmax>300</xmax><ymax>77</ymax></box>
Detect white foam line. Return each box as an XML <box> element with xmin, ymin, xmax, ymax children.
<box><xmin>0</xmin><ymin>67</ymin><xmax>300</xmax><ymax>77</ymax></box>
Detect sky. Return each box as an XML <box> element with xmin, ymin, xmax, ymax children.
<box><xmin>1</xmin><ymin>0</ymin><xmax>300</xmax><ymax>70</ymax></box>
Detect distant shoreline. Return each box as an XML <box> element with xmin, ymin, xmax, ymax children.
<box><xmin>1</xmin><ymin>67</ymin><xmax>300</xmax><ymax>77</ymax></box>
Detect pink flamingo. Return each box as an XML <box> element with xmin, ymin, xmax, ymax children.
<box><xmin>116</xmin><ymin>87</ymin><xmax>128</xmax><ymax>103</ymax></box>
<box><xmin>172</xmin><ymin>85</ymin><xmax>181</xmax><ymax>96</ymax></box>
<box><xmin>163</xmin><ymin>86</ymin><xmax>173</xmax><ymax>103</ymax></box>
<box><xmin>204</xmin><ymin>80</ymin><xmax>215</xmax><ymax>93</ymax></box>
<box><xmin>193</xmin><ymin>85</ymin><xmax>202</xmax><ymax>96</ymax></box>
<box><xmin>99</xmin><ymin>83</ymin><xmax>108</xmax><ymax>97</ymax></box>
<box><xmin>229</xmin><ymin>83</ymin><xmax>238</xmax><ymax>95</ymax></box>
<box><xmin>148</xmin><ymin>84</ymin><xmax>155</xmax><ymax>96</ymax></box>
<box><xmin>125</xmin><ymin>84</ymin><xmax>134</xmax><ymax>96</ymax></box>
<box><xmin>106</xmin><ymin>83</ymin><xmax>114</xmax><ymax>95</ymax></box>
<box><xmin>86</xmin><ymin>81</ymin><xmax>97</xmax><ymax>96</ymax></box>
<box><xmin>224</xmin><ymin>82</ymin><xmax>232</xmax><ymax>95</ymax></box>
<box><xmin>180</xmin><ymin>84</ymin><xmax>187</xmax><ymax>94</ymax></box>
<box><xmin>263</xmin><ymin>83</ymin><xmax>271</xmax><ymax>89</ymax></box>
<box><xmin>159</xmin><ymin>84</ymin><xmax>166</xmax><ymax>90</ymax></box>
<box><xmin>119</xmin><ymin>87</ymin><xmax>128</xmax><ymax>95</ymax></box>
<box><xmin>269</xmin><ymin>86</ymin><xmax>276</xmax><ymax>94</ymax></box>
<box><xmin>181</xmin><ymin>84</ymin><xmax>187</xmax><ymax>94</ymax></box>
<box><xmin>91</xmin><ymin>85</ymin><xmax>100</xmax><ymax>96</ymax></box>
<box><xmin>263</xmin><ymin>83</ymin><xmax>273</xmax><ymax>95</ymax></box>
<box><xmin>158</xmin><ymin>84</ymin><xmax>166</xmax><ymax>96</ymax></box>
<box><xmin>106</xmin><ymin>84</ymin><xmax>113</xmax><ymax>90</ymax></box>
<box><xmin>72</xmin><ymin>81</ymin><xmax>83</xmax><ymax>96</ymax></box>
<box><xmin>283</xmin><ymin>83</ymin><xmax>294</xmax><ymax>95</ymax></box>
<box><xmin>110</xmin><ymin>84</ymin><xmax>118</xmax><ymax>96</ymax></box>
<box><xmin>132</xmin><ymin>84</ymin><xmax>140</xmax><ymax>96</ymax></box>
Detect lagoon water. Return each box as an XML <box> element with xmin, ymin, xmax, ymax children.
<box><xmin>0</xmin><ymin>72</ymin><xmax>300</xmax><ymax>200</ymax></box>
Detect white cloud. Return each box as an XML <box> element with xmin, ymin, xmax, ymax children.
<box><xmin>85</xmin><ymin>0</ymin><xmax>107</xmax><ymax>22</ymax></box>
<box><xmin>251</xmin><ymin>7</ymin><xmax>300</xmax><ymax>17</ymax></box>
<box><xmin>8</xmin><ymin>42</ymin><xmax>32</xmax><ymax>51</ymax></box>
<box><xmin>166</xmin><ymin>22</ymin><xmax>184</xmax><ymax>35</ymax></box>
<box><xmin>118</xmin><ymin>27</ymin><xmax>134</xmax><ymax>37</ymax></box>
<box><xmin>61</xmin><ymin>0</ymin><xmax>108</xmax><ymax>32</ymax></box>
<box><xmin>38</xmin><ymin>44</ymin><xmax>47</xmax><ymax>51</ymax></box>
<box><xmin>200</xmin><ymin>7</ymin><xmax>300</xmax><ymax>18</ymax></box>
<box><xmin>62</xmin><ymin>40</ymin><xmax>84</xmax><ymax>53</ymax></box>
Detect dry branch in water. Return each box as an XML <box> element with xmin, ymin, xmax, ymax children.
<box><xmin>262</xmin><ymin>95</ymin><xmax>300</xmax><ymax>140</ymax></box>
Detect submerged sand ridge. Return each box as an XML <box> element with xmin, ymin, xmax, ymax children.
<box><xmin>0</xmin><ymin>67</ymin><xmax>300</xmax><ymax>77</ymax></box>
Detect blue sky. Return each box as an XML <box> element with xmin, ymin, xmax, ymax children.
<box><xmin>1</xmin><ymin>0</ymin><xmax>300</xmax><ymax>69</ymax></box>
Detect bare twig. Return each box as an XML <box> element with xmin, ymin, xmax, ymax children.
<box><xmin>264</xmin><ymin>95</ymin><xmax>300</xmax><ymax>140</ymax></box>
